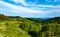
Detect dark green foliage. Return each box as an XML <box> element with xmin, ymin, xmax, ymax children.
<box><xmin>26</xmin><ymin>18</ymin><xmax>42</xmax><ymax>23</ymax></box>
<box><xmin>9</xmin><ymin>16</ymin><xmax>21</xmax><ymax>18</ymax></box>
<box><xmin>5</xmin><ymin>22</ymin><xmax>9</xmax><ymax>26</ymax></box>
<box><xmin>28</xmin><ymin>31</ymin><xmax>38</xmax><ymax>37</ymax></box>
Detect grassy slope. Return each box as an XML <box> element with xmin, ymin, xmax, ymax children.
<box><xmin>0</xmin><ymin>14</ymin><xmax>42</xmax><ymax>37</ymax></box>
<box><xmin>0</xmin><ymin>21</ymin><xmax>31</xmax><ymax>37</ymax></box>
<box><xmin>0</xmin><ymin>14</ymin><xmax>60</xmax><ymax>37</ymax></box>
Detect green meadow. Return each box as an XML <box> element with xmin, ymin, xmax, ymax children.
<box><xmin>0</xmin><ymin>14</ymin><xmax>60</xmax><ymax>37</ymax></box>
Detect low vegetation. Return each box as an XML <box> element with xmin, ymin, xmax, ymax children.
<box><xmin>0</xmin><ymin>14</ymin><xmax>60</xmax><ymax>37</ymax></box>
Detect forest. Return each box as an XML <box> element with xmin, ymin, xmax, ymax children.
<box><xmin>0</xmin><ymin>14</ymin><xmax>60</xmax><ymax>37</ymax></box>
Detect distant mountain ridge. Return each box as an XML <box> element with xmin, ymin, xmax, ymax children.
<box><xmin>0</xmin><ymin>14</ymin><xmax>60</xmax><ymax>22</ymax></box>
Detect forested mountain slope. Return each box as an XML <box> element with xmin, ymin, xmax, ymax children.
<box><xmin>0</xmin><ymin>14</ymin><xmax>60</xmax><ymax>37</ymax></box>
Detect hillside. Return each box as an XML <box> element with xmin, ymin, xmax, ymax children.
<box><xmin>41</xmin><ymin>17</ymin><xmax>60</xmax><ymax>24</ymax></box>
<box><xmin>26</xmin><ymin>18</ymin><xmax>42</xmax><ymax>23</ymax></box>
<box><xmin>0</xmin><ymin>14</ymin><xmax>60</xmax><ymax>37</ymax></box>
<box><xmin>0</xmin><ymin>14</ymin><xmax>11</xmax><ymax>20</ymax></box>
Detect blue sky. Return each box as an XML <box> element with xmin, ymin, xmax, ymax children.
<box><xmin>0</xmin><ymin>0</ymin><xmax>60</xmax><ymax>18</ymax></box>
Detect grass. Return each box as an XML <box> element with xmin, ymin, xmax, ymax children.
<box><xmin>0</xmin><ymin>21</ymin><xmax>31</xmax><ymax>37</ymax></box>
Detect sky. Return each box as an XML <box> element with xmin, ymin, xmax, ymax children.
<box><xmin>0</xmin><ymin>0</ymin><xmax>60</xmax><ymax>18</ymax></box>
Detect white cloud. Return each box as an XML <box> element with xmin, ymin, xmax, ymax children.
<box><xmin>46</xmin><ymin>0</ymin><xmax>60</xmax><ymax>2</ymax></box>
<box><xmin>0</xmin><ymin>1</ymin><xmax>46</xmax><ymax>14</ymax></box>
<box><xmin>9</xmin><ymin>0</ymin><xmax>60</xmax><ymax>8</ymax></box>
<box><xmin>9</xmin><ymin>0</ymin><xmax>28</xmax><ymax>6</ymax></box>
<box><xmin>0</xmin><ymin>0</ymin><xmax>60</xmax><ymax>17</ymax></box>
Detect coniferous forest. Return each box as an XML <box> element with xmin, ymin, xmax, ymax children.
<box><xmin>0</xmin><ymin>14</ymin><xmax>60</xmax><ymax>37</ymax></box>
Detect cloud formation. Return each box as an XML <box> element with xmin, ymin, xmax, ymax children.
<box><xmin>0</xmin><ymin>0</ymin><xmax>60</xmax><ymax>18</ymax></box>
<box><xmin>0</xmin><ymin>1</ymin><xmax>47</xmax><ymax>14</ymax></box>
<box><xmin>9</xmin><ymin>0</ymin><xmax>28</xmax><ymax>6</ymax></box>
